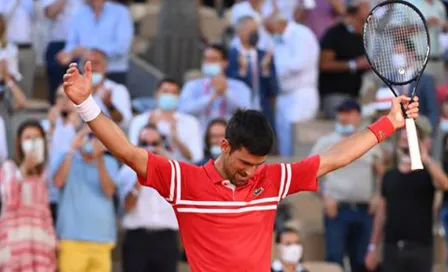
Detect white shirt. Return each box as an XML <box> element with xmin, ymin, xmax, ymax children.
<box><xmin>0</xmin><ymin>43</ymin><xmax>21</xmax><ymax>81</ymax></box>
<box><xmin>41</xmin><ymin>0</ymin><xmax>83</xmax><ymax>42</ymax></box>
<box><xmin>263</xmin><ymin>0</ymin><xmax>301</xmax><ymax>21</ymax></box>
<box><xmin>93</xmin><ymin>79</ymin><xmax>132</xmax><ymax>129</ymax></box>
<box><xmin>273</xmin><ymin>22</ymin><xmax>319</xmax><ymax>92</ymax></box>
<box><xmin>0</xmin><ymin>0</ymin><xmax>34</xmax><ymax>44</ymax></box>
<box><xmin>128</xmin><ymin>110</ymin><xmax>204</xmax><ymax>163</ymax></box>
<box><xmin>0</xmin><ymin>116</ymin><xmax>7</xmax><ymax>165</ymax></box>
<box><xmin>119</xmin><ymin>165</ymin><xmax>178</xmax><ymax>231</ymax></box>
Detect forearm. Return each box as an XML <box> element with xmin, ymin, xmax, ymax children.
<box><xmin>124</xmin><ymin>192</ymin><xmax>138</xmax><ymax>211</ymax></box>
<box><xmin>96</xmin><ymin>157</ymin><xmax>116</xmax><ymax>198</ymax></box>
<box><xmin>53</xmin><ymin>154</ymin><xmax>73</xmax><ymax>188</ymax></box>
<box><xmin>425</xmin><ymin>158</ymin><xmax>448</xmax><ymax>190</ymax></box>
<box><xmin>7</xmin><ymin>80</ymin><xmax>28</xmax><ymax>109</ymax></box>
<box><xmin>173</xmin><ymin>138</ymin><xmax>193</xmax><ymax>161</ymax></box>
<box><xmin>45</xmin><ymin>0</ymin><xmax>66</xmax><ymax>19</ymax></box>
<box><xmin>319</xmin><ymin>59</ymin><xmax>351</xmax><ymax>72</ymax></box>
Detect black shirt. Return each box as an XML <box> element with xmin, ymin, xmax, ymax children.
<box><xmin>382</xmin><ymin>168</ymin><xmax>434</xmax><ymax>246</ymax></box>
<box><xmin>319</xmin><ymin>23</ymin><xmax>365</xmax><ymax>97</ymax></box>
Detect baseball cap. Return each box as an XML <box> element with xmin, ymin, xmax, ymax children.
<box><xmin>375</xmin><ymin>87</ymin><xmax>395</xmax><ymax>111</ymax></box>
<box><xmin>337</xmin><ymin>99</ymin><xmax>361</xmax><ymax>113</ymax></box>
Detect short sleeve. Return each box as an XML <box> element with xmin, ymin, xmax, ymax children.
<box><xmin>320</xmin><ymin>27</ymin><xmax>337</xmax><ymax>50</ymax></box>
<box><xmin>137</xmin><ymin>152</ymin><xmax>175</xmax><ymax>201</ymax></box>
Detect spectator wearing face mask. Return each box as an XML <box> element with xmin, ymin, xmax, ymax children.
<box><xmin>310</xmin><ymin>100</ymin><xmax>384</xmax><ymax>272</ymax></box>
<box><xmin>128</xmin><ymin>78</ymin><xmax>203</xmax><ymax>163</ymax></box>
<box><xmin>271</xmin><ymin>227</ymin><xmax>308</xmax><ymax>272</ymax></box>
<box><xmin>119</xmin><ymin>124</ymin><xmax>179</xmax><ymax>272</ymax></box>
<box><xmin>365</xmin><ymin>117</ymin><xmax>448</xmax><ymax>272</ymax></box>
<box><xmin>178</xmin><ymin>44</ymin><xmax>251</xmax><ymax>133</ymax></box>
<box><xmin>50</xmin><ymin>127</ymin><xmax>124</xmax><ymax>272</ymax></box>
<box><xmin>264</xmin><ymin>12</ymin><xmax>320</xmax><ymax>156</ymax></box>
<box><xmin>57</xmin><ymin>0</ymin><xmax>133</xmax><ymax>85</ymax></box>
<box><xmin>0</xmin><ymin>120</ymin><xmax>57</xmax><ymax>271</ymax></box>
<box><xmin>227</xmin><ymin>15</ymin><xmax>279</xmax><ymax>130</ymax></box>
<box><xmin>197</xmin><ymin>119</ymin><xmax>227</xmax><ymax>165</ymax></box>
<box><xmin>85</xmin><ymin>49</ymin><xmax>132</xmax><ymax>129</ymax></box>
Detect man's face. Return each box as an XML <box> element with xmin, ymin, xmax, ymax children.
<box><xmin>202</xmin><ymin>48</ymin><xmax>227</xmax><ymax>74</ymax></box>
<box><xmin>87</xmin><ymin>51</ymin><xmax>107</xmax><ymax>75</ymax></box>
<box><xmin>156</xmin><ymin>82</ymin><xmax>180</xmax><ymax>98</ymax></box>
<box><xmin>87</xmin><ymin>0</ymin><xmax>105</xmax><ymax>10</ymax></box>
<box><xmin>238</xmin><ymin>19</ymin><xmax>258</xmax><ymax>45</ymax></box>
<box><xmin>336</xmin><ymin>110</ymin><xmax>362</xmax><ymax>127</ymax></box>
<box><xmin>221</xmin><ymin>140</ymin><xmax>267</xmax><ymax>186</ymax></box>
<box><xmin>280</xmin><ymin>231</ymin><xmax>301</xmax><ymax>246</ymax></box>
<box><xmin>139</xmin><ymin>128</ymin><xmax>162</xmax><ymax>152</ymax></box>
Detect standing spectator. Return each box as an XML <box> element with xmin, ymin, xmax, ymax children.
<box><xmin>319</xmin><ymin>0</ymin><xmax>370</xmax><ymax>119</ymax></box>
<box><xmin>197</xmin><ymin>118</ymin><xmax>227</xmax><ymax>165</ymax></box>
<box><xmin>128</xmin><ymin>78</ymin><xmax>203</xmax><ymax>163</ymax></box>
<box><xmin>120</xmin><ymin>125</ymin><xmax>179</xmax><ymax>272</ymax></box>
<box><xmin>265</xmin><ymin>12</ymin><xmax>320</xmax><ymax>156</ymax></box>
<box><xmin>0</xmin><ymin>0</ymin><xmax>35</xmax><ymax>98</ymax></box>
<box><xmin>310</xmin><ymin>100</ymin><xmax>384</xmax><ymax>271</ymax></box>
<box><xmin>365</xmin><ymin>118</ymin><xmax>448</xmax><ymax>272</ymax></box>
<box><xmin>51</xmin><ymin>128</ymin><xmax>123</xmax><ymax>272</ymax></box>
<box><xmin>178</xmin><ymin>43</ymin><xmax>251</xmax><ymax>132</ymax></box>
<box><xmin>271</xmin><ymin>227</ymin><xmax>309</xmax><ymax>272</ymax></box>
<box><xmin>84</xmin><ymin>49</ymin><xmax>132</xmax><ymax>129</ymax></box>
<box><xmin>410</xmin><ymin>0</ymin><xmax>446</xmax><ymax>84</ymax></box>
<box><xmin>227</xmin><ymin>15</ymin><xmax>279</xmax><ymax>130</ymax></box>
<box><xmin>296</xmin><ymin>0</ymin><xmax>346</xmax><ymax>39</ymax></box>
<box><xmin>57</xmin><ymin>0</ymin><xmax>133</xmax><ymax>85</ymax></box>
<box><xmin>151</xmin><ymin>0</ymin><xmax>202</xmax><ymax>84</ymax></box>
<box><xmin>42</xmin><ymin>0</ymin><xmax>83</xmax><ymax>104</ymax></box>
<box><xmin>0</xmin><ymin>120</ymin><xmax>57</xmax><ymax>271</ymax></box>
<box><xmin>0</xmin><ymin>114</ymin><xmax>6</xmax><ymax>164</ymax></box>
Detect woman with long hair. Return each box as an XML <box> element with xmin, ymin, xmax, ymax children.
<box><xmin>0</xmin><ymin>120</ymin><xmax>57</xmax><ymax>271</ymax></box>
<box><xmin>196</xmin><ymin>118</ymin><xmax>227</xmax><ymax>165</ymax></box>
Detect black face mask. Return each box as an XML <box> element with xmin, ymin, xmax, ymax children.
<box><xmin>61</xmin><ymin>110</ymin><xmax>69</xmax><ymax>119</ymax></box>
<box><xmin>248</xmin><ymin>31</ymin><xmax>259</xmax><ymax>47</ymax></box>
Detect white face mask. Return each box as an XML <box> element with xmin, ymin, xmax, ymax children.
<box><xmin>279</xmin><ymin>244</ymin><xmax>303</xmax><ymax>264</ymax></box>
<box><xmin>91</xmin><ymin>72</ymin><xmax>104</xmax><ymax>86</ymax></box>
<box><xmin>210</xmin><ymin>145</ymin><xmax>222</xmax><ymax>159</ymax></box>
<box><xmin>21</xmin><ymin>137</ymin><xmax>45</xmax><ymax>164</ymax></box>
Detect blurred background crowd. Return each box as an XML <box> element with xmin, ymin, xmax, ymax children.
<box><xmin>2</xmin><ymin>0</ymin><xmax>448</xmax><ymax>271</ymax></box>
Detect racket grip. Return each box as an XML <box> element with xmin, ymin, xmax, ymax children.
<box><xmin>405</xmin><ymin>118</ymin><xmax>423</xmax><ymax>170</ymax></box>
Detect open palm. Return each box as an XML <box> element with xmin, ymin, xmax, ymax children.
<box><xmin>63</xmin><ymin>62</ymin><xmax>93</xmax><ymax>105</ymax></box>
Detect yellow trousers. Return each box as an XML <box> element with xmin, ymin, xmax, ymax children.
<box><xmin>58</xmin><ymin>240</ymin><xmax>114</xmax><ymax>272</ymax></box>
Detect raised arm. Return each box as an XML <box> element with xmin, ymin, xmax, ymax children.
<box><xmin>62</xmin><ymin>62</ymin><xmax>148</xmax><ymax>177</ymax></box>
<box><xmin>317</xmin><ymin>96</ymin><xmax>419</xmax><ymax>178</ymax></box>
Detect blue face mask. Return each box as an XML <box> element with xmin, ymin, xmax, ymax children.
<box><xmin>272</xmin><ymin>33</ymin><xmax>283</xmax><ymax>44</ymax></box>
<box><xmin>83</xmin><ymin>142</ymin><xmax>93</xmax><ymax>154</ymax></box>
<box><xmin>91</xmin><ymin>72</ymin><xmax>104</xmax><ymax>86</ymax></box>
<box><xmin>201</xmin><ymin>63</ymin><xmax>222</xmax><ymax>78</ymax></box>
<box><xmin>335</xmin><ymin>123</ymin><xmax>355</xmax><ymax>135</ymax></box>
<box><xmin>158</xmin><ymin>94</ymin><xmax>179</xmax><ymax>111</ymax></box>
<box><xmin>440</xmin><ymin>119</ymin><xmax>448</xmax><ymax>132</ymax></box>
<box><xmin>210</xmin><ymin>145</ymin><xmax>222</xmax><ymax>159</ymax></box>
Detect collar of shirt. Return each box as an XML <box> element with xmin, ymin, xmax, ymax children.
<box><xmin>204</xmin><ymin>159</ymin><xmax>224</xmax><ymax>183</ymax></box>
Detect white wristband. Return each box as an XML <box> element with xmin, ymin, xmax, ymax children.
<box><xmin>74</xmin><ymin>95</ymin><xmax>101</xmax><ymax>122</ymax></box>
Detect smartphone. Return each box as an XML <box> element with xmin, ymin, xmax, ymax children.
<box><xmin>33</xmin><ymin>138</ymin><xmax>45</xmax><ymax>164</ymax></box>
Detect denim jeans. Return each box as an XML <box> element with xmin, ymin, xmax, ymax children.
<box><xmin>324</xmin><ymin>205</ymin><xmax>372</xmax><ymax>272</ymax></box>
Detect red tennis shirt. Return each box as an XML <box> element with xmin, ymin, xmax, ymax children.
<box><xmin>138</xmin><ymin>152</ymin><xmax>321</xmax><ymax>272</ymax></box>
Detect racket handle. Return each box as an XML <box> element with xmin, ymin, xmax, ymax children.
<box><xmin>405</xmin><ymin>118</ymin><xmax>423</xmax><ymax>170</ymax></box>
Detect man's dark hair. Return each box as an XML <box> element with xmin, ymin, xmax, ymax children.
<box><xmin>275</xmin><ymin>227</ymin><xmax>300</xmax><ymax>244</ymax></box>
<box><xmin>225</xmin><ymin>109</ymin><xmax>274</xmax><ymax>156</ymax></box>
<box><xmin>156</xmin><ymin>77</ymin><xmax>181</xmax><ymax>90</ymax></box>
<box><xmin>206</xmin><ymin>43</ymin><xmax>229</xmax><ymax>61</ymax></box>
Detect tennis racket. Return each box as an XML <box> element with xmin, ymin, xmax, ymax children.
<box><xmin>363</xmin><ymin>0</ymin><xmax>430</xmax><ymax>170</ymax></box>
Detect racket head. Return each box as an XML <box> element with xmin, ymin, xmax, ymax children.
<box><xmin>363</xmin><ymin>0</ymin><xmax>430</xmax><ymax>86</ymax></box>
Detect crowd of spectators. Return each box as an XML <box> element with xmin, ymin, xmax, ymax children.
<box><xmin>2</xmin><ymin>0</ymin><xmax>448</xmax><ymax>271</ymax></box>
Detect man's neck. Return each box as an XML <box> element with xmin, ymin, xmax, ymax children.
<box><xmin>213</xmin><ymin>156</ymin><xmax>233</xmax><ymax>182</ymax></box>
<box><xmin>241</xmin><ymin>44</ymin><xmax>255</xmax><ymax>51</ymax></box>
<box><xmin>281</xmin><ymin>262</ymin><xmax>297</xmax><ymax>272</ymax></box>
<box><xmin>159</xmin><ymin>110</ymin><xmax>175</xmax><ymax>119</ymax></box>
<box><xmin>346</xmin><ymin>17</ymin><xmax>362</xmax><ymax>34</ymax></box>
<box><xmin>398</xmin><ymin>164</ymin><xmax>412</xmax><ymax>173</ymax></box>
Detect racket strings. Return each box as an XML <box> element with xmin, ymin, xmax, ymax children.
<box><xmin>363</xmin><ymin>2</ymin><xmax>429</xmax><ymax>84</ymax></box>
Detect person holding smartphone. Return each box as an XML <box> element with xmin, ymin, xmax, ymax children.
<box><xmin>0</xmin><ymin>119</ymin><xmax>57</xmax><ymax>271</ymax></box>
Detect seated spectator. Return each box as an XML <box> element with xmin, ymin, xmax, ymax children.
<box><xmin>271</xmin><ymin>227</ymin><xmax>308</xmax><ymax>272</ymax></box>
<box><xmin>85</xmin><ymin>49</ymin><xmax>132</xmax><ymax>129</ymax></box>
<box><xmin>0</xmin><ymin>14</ymin><xmax>21</xmax><ymax>87</ymax></box>
<box><xmin>0</xmin><ymin>2</ymin><xmax>35</xmax><ymax>98</ymax></box>
<box><xmin>0</xmin><ymin>120</ymin><xmax>57</xmax><ymax>271</ymax></box>
<box><xmin>128</xmin><ymin>78</ymin><xmax>203</xmax><ymax>163</ymax></box>
<box><xmin>119</xmin><ymin>124</ymin><xmax>179</xmax><ymax>272</ymax></box>
<box><xmin>265</xmin><ymin>12</ymin><xmax>320</xmax><ymax>156</ymax></box>
<box><xmin>42</xmin><ymin>0</ymin><xmax>83</xmax><ymax>103</ymax></box>
<box><xmin>365</xmin><ymin>117</ymin><xmax>448</xmax><ymax>272</ymax></box>
<box><xmin>197</xmin><ymin>118</ymin><xmax>227</xmax><ymax>165</ymax></box>
<box><xmin>227</xmin><ymin>16</ymin><xmax>279</xmax><ymax>129</ymax></box>
<box><xmin>57</xmin><ymin>0</ymin><xmax>133</xmax><ymax>85</ymax></box>
<box><xmin>178</xmin><ymin>43</ymin><xmax>251</xmax><ymax>132</ymax></box>
<box><xmin>51</xmin><ymin>127</ymin><xmax>124</xmax><ymax>272</ymax></box>
<box><xmin>319</xmin><ymin>0</ymin><xmax>370</xmax><ymax>119</ymax></box>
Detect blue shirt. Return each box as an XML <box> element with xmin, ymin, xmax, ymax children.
<box><xmin>50</xmin><ymin>151</ymin><xmax>123</xmax><ymax>243</ymax></box>
<box><xmin>64</xmin><ymin>2</ymin><xmax>134</xmax><ymax>72</ymax></box>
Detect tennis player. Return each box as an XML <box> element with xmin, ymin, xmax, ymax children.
<box><xmin>62</xmin><ymin>62</ymin><xmax>419</xmax><ymax>272</ymax></box>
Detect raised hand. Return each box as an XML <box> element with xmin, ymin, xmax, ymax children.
<box><xmin>387</xmin><ymin>96</ymin><xmax>419</xmax><ymax>129</ymax></box>
<box><xmin>63</xmin><ymin>62</ymin><xmax>93</xmax><ymax>105</ymax></box>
